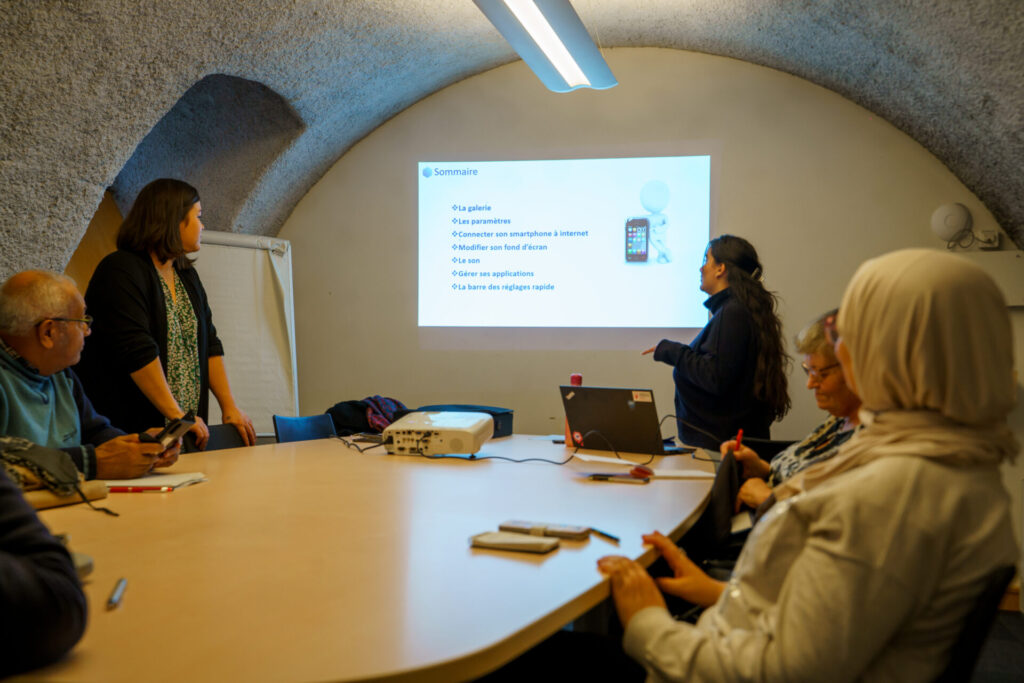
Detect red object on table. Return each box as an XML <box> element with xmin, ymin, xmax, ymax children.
<box><xmin>565</xmin><ymin>373</ymin><xmax>583</xmax><ymax>446</ymax></box>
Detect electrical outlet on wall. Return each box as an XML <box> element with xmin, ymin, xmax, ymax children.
<box><xmin>978</xmin><ymin>229</ymin><xmax>1001</xmax><ymax>250</ymax></box>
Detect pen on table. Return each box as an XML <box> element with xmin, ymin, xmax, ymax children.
<box><xmin>588</xmin><ymin>474</ymin><xmax>649</xmax><ymax>485</ymax></box>
<box><xmin>590</xmin><ymin>527</ymin><xmax>620</xmax><ymax>543</ymax></box>
<box><xmin>108</xmin><ymin>486</ymin><xmax>174</xmax><ymax>493</ymax></box>
<box><xmin>107</xmin><ymin>577</ymin><xmax>127</xmax><ymax>610</ymax></box>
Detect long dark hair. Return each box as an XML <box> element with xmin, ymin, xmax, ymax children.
<box><xmin>708</xmin><ymin>234</ymin><xmax>791</xmax><ymax>420</ymax></box>
<box><xmin>117</xmin><ymin>178</ymin><xmax>199</xmax><ymax>269</ymax></box>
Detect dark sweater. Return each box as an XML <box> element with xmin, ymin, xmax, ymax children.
<box><xmin>0</xmin><ymin>468</ymin><xmax>87</xmax><ymax>676</ymax></box>
<box><xmin>654</xmin><ymin>288</ymin><xmax>771</xmax><ymax>449</ymax></box>
<box><xmin>66</xmin><ymin>368</ymin><xmax>125</xmax><ymax>479</ymax></box>
<box><xmin>76</xmin><ymin>249</ymin><xmax>224</xmax><ymax>433</ymax></box>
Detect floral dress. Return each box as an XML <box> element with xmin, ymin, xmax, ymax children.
<box><xmin>159</xmin><ymin>271</ymin><xmax>201</xmax><ymax>421</ymax></box>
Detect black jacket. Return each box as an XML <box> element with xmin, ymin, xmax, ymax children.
<box><xmin>654</xmin><ymin>288</ymin><xmax>771</xmax><ymax>449</ymax></box>
<box><xmin>75</xmin><ymin>249</ymin><xmax>224</xmax><ymax>433</ymax></box>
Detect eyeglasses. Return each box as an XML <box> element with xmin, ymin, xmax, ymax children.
<box><xmin>35</xmin><ymin>315</ymin><xmax>93</xmax><ymax>329</ymax></box>
<box><xmin>801</xmin><ymin>361</ymin><xmax>840</xmax><ymax>382</ymax></box>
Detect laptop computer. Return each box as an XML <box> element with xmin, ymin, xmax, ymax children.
<box><xmin>559</xmin><ymin>385</ymin><xmax>694</xmax><ymax>455</ymax></box>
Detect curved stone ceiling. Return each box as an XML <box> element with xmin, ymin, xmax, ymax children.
<box><xmin>1</xmin><ymin>0</ymin><xmax>1021</xmax><ymax>277</ymax></box>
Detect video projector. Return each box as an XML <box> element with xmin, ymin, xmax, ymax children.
<box><xmin>383</xmin><ymin>411</ymin><xmax>494</xmax><ymax>456</ymax></box>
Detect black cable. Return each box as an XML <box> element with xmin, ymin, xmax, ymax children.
<box><xmin>340</xmin><ymin>428</ymin><xmax>665</xmax><ymax>467</ymax></box>
<box><xmin>337</xmin><ymin>432</ymin><xmax>577</xmax><ymax>464</ymax></box>
<box><xmin>572</xmin><ymin>429</ymin><xmax>656</xmax><ymax>466</ymax></box>
<box><xmin>334</xmin><ymin>434</ymin><xmax>389</xmax><ymax>453</ymax></box>
<box><xmin>946</xmin><ymin>229</ymin><xmax>975</xmax><ymax>250</ymax></box>
<box><xmin>666</xmin><ymin>415</ymin><xmax>725</xmax><ymax>448</ymax></box>
<box><xmin>74</xmin><ymin>483</ymin><xmax>118</xmax><ymax>517</ymax></box>
<box><xmin>405</xmin><ymin>436</ymin><xmax>593</xmax><ymax>465</ymax></box>
<box><xmin>367</xmin><ymin>428</ymin><xmax>656</xmax><ymax>466</ymax></box>
<box><xmin>407</xmin><ymin>452</ymin><xmax>577</xmax><ymax>465</ymax></box>
<box><xmin>661</xmin><ymin>414</ymin><xmax>722</xmax><ymax>464</ymax></box>
<box><xmin>669</xmin><ymin>414</ymin><xmax>788</xmax><ymax>446</ymax></box>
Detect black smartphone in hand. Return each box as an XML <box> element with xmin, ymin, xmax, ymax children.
<box><xmin>140</xmin><ymin>417</ymin><xmax>194</xmax><ymax>449</ymax></box>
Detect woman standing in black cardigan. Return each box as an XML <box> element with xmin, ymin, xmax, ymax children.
<box><xmin>76</xmin><ymin>179</ymin><xmax>255</xmax><ymax>449</ymax></box>
<box><xmin>644</xmin><ymin>235</ymin><xmax>790</xmax><ymax>449</ymax></box>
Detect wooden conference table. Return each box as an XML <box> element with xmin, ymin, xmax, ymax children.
<box><xmin>27</xmin><ymin>435</ymin><xmax>713</xmax><ymax>683</ymax></box>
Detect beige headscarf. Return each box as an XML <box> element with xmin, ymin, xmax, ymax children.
<box><xmin>776</xmin><ymin>249</ymin><xmax>1017</xmax><ymax>500</ymax></box>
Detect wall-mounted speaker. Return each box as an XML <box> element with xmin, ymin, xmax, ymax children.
<box><xmin>930</xmin><ymin>203</ymin><xmax>973</xmax><ymax>242</ymax></box>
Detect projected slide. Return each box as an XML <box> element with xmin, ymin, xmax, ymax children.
<box><xmin>418</xmin><ymin>155</ymin><xmax>711</xmax><ymax>328</ymax></box>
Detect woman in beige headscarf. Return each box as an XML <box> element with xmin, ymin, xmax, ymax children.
<box><xmin>597</xmin><ymin>249</ymin><xmax>1018</xmax><ymax>682</ymax></box>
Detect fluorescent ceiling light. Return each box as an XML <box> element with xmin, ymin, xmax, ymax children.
<box><xmin>503</xmin><ymin>0</ymin><xmax>590</xmax><ymax>88</ymax></box>
<box><xmin>474</xmin><ymin>0</ymin><xmax>617</xmax><ymax>93</ymax></box>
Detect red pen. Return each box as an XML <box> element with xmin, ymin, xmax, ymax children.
<box><xmin>734</xmin><ymin>429</ymin><xmax>743</xmax><ymax>450</ymax></box>
<box><xmin>108</xmin><ymin>486</ymin><xmax>174</xmax><ymax>493</ymax></box>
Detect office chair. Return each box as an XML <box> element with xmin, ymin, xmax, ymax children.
<box><xmin>182</xmin><ymin>423</ymin><xmax>250</xmax><ymax>452</ymax></box>
<box><xmin>272</xmin><ymin>414</ymin><xmax>338</xmax><ymax>443</ymax></box>
<box><xmin>933</xmin><ymin>564</ymin><xmax>1016</xmax><ymax>683</ymax></box>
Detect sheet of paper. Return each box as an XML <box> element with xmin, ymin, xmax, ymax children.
<box><xmin>572</xmin><ymin>452</ymin><xmax>714</xmax><ymax>478</ymax></box>
<box><xmin>571</xmin><ymin>452</ymin><xmax>640</xmax><ymax>466</ymax></box>
<box><xmin>731</xmin><ymin>512</ymin><xmax>754</xmax><ymax>534</ymax></box>
<box><xmin>104</xmin><ymin>472</ymin><xmax>207</xmax><ymax>489</ymax></box>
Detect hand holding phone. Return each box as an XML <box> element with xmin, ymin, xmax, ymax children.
<box><xmin>140</xmin><ymin>417</ymin><xmax>195</xmax><ymax>450</ymax></box>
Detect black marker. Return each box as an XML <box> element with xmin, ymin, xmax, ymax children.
<box><xmin>590</xmin><ymin>527</ymin><xmax>620</xmax><ymax>543</ymax></box>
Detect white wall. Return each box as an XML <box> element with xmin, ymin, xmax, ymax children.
<box><xmin>279</xmin><ymin>48</ymin><xmax>1022</xmax><ymax>540</ymax></box>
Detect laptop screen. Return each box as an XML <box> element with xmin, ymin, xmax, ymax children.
<box><xmin>560</xmin><ymin>385</ymin><xmax>685</xmax><ymax>455</ymax></box>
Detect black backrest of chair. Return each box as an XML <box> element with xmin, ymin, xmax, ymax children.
<box><xmin>933</xmin><ymin>564</ymin><xmax>1016</xmax><ymax>683</ymax></box>
<box><xmin>272</xmin><ymin>414</ymin><xmax>338</xmax><ymax>443</ymax></box>
<box><xmin>182</xmin><ymin>424</ymin><xmax>249</xmax><ymax>452</ymax></box>
<box><xmin>205</xmin><ymin>424</ymin><xmax>249</xmax><ymax>451</ymax></box>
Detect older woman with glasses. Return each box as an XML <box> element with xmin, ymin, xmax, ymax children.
<box><xmin>720</xmin><ymin>309</ymin><xmax>861</xmax><ymax>511</ymax></box>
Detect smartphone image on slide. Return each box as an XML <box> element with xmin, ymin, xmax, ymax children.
<box><xmin>625</xmin><ymin>218</ymin><xmax>649</xmax><ymax>262</ymax></box>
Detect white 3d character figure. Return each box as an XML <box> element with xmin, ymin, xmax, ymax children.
<box><xmin>641</xmin><ymin>180</ymin><xmax>671</xmax><ymax>263</ymax></box>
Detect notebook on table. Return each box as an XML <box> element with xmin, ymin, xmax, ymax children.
<box><xmin>559</xmin><ymin>385</ymin><xmax>694</xmax><ymax>456</ymax></box>
<box><xmin>103</xmin><ymin>472</ymin><xmax>207</xmax><ymax>489</ymax></box>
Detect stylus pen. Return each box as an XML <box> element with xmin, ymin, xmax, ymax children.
<box><xmin>107</xmin><ymin>577</ymin><xmax>127</xmax><ymax>610</ymax></box>
<box><xmin>108</xmin><ymin>486</ymin><xmax>174</xmax><ymax>493</ymax></box>
<box><xmin>590</xmin><ymin>527</ymin><xmax>620</xmax><ymax>543</ymax></box>
<box><xmin>735</xmin><ymin>428</ymin><xmax>744</xmax><ymax>450</ymax></box>
<box><xmin>589</xmin><ymin>474</ymin><xmax>649</xmax><ymax>485</ymax></box>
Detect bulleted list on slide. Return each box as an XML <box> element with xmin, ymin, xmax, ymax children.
<box><xmin>418</xmin><ymin>157</ymin><xmax>711</xmax><ymax>328</ymax></box>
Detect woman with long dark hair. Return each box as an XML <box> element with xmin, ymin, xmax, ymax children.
<box><xmin>644</xmin><ymin>234</ymin><xmax>790</xmax><ymax>448</ymax></box>
<box><xmin>76</xmin><ymin>178</ymin><xmax>255</xmax><ymax>449</ymax></box>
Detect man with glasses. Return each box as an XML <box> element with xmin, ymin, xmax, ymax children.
<box><xmin>0</xmin><ymin>270</ymin><xmax>173</xmax><ymax>479</ymax></box>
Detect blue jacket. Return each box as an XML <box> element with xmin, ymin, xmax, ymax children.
<box><xmin>0</xmin><ymin>345</ymin><xmax>124</xmax><ymax>479</ymax></box>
